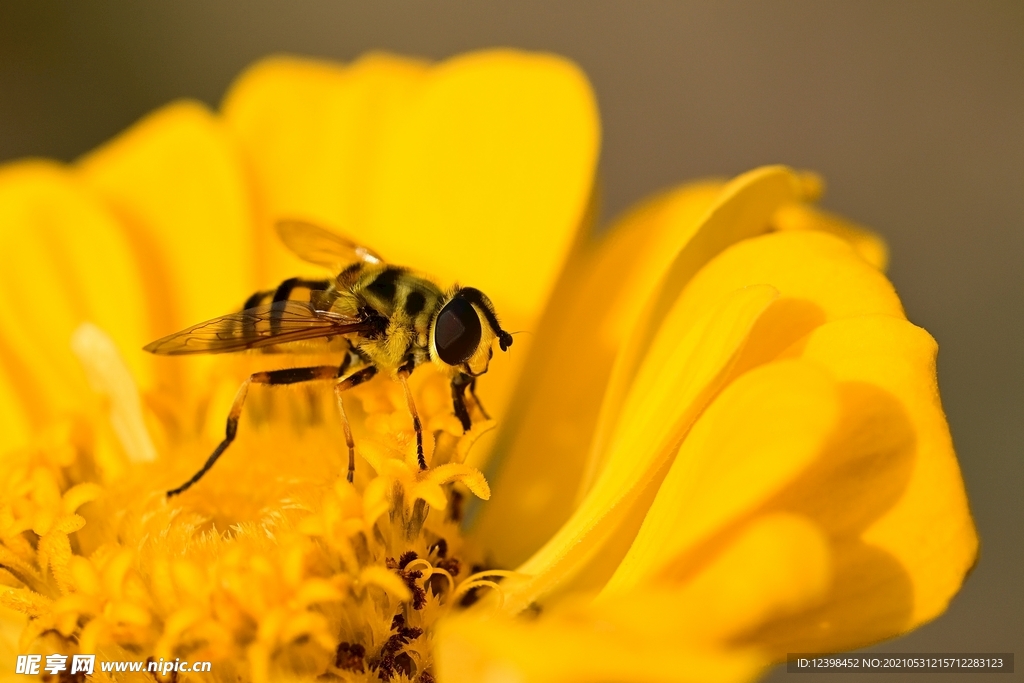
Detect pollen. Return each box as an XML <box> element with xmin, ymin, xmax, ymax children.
<box><xmin>0</xmin><ymin>326</ymin><xmax>505</xmax><ymax>683</ymax></box>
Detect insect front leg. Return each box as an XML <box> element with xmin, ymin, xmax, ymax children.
<box><xmin>167</xmin><ymin>363</ymin><xmax>344</xmax><ymax>496</ymax></box>
<box><xmin>451</xmin><ymin>374</ymin><xmax>473</xmax><ymax>433</ymax></box>
<box><xmin>335</xmin><ymin>365</ymin><xmax>379</xmax><ymax>483</ymax></box>
<box><xmin>397</xmin><ymin>367</ymin><xmax>426</xmax><ymax>471</ymax></box>
<box><xmin>467</xmin><ymin>377</ymin><xmax>490</xmax><ymax>420</ymax></box>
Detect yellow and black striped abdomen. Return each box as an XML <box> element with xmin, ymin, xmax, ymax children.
<box><xmin>242</xmin><ymin>276</ymin><xmax>335</xmax><ymax>312</ymax></box>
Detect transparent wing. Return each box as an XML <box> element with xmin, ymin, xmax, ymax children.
<box><xmin>144</xmin><ymin>300</ymin><xmax>376</xmax><ymax>355</ymax></box>
<box><xmin>275</xmin><ymin>219</ymin><xmax>385</xmax><ymax>270</ymax></box>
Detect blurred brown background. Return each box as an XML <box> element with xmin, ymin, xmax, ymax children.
<box><xmin>1</xmin><ymin>1</ymin><xmax>1020</xmax><ymax>680</ymax></box>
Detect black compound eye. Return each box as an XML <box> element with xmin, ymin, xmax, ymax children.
<box><xmin>434</xmin><ymin>296</ymin><xmax>482</xmax><ymax>365</ymax></box>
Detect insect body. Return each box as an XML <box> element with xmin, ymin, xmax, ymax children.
<box><xmin>145</xmin><ymin>220</ymin><xmax>513</xmax><ymax>496</ymax></box>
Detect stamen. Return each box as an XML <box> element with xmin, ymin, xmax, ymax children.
<box><xmin>451</xmin><ymin>579</ymin><xmax>505</xmax><ymax>609</ymax></box>
<box><xmin>71</xmin><ymin>323</ymin><xmax>156</xmax><ymax>463</ymax></box>
<box><xmin>403</xmin><ymin>558</ymin><xmax>457</xmax><ymax>596</ymax></box>
<box><xmin>403</xmin><ymin>558</ymin><xmax>433</xmax><ymax>574</ymax></box>
<box><xmin>459</xmin><ymin>568</ymin><xmax>518</xmax><ymax>584</ymax></box>
<box><xmin>428</xmin><ymin>567</ymin><xmax>456</xmax><ymax>595</ymax></box>
<box><xmin>385</xmin><ymin>556</ymin><xmax>428</xmax><ymax>609</ymax></box>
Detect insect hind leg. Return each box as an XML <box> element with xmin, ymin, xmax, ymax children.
<box><xmin>166</xmin><ymin>363</ymin><xmax>343</xmax><ymax>497</ymax></box>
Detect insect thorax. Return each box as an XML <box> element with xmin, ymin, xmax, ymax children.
<box><xmin>346</xmin><ymin>265</ymin><xmax>445</xmax><ymax>373</ymax></box>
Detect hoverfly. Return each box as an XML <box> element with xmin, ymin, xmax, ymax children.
<box><xmin>145</xmin><ymin>220</ymin><xmax>513</xmax><ymax>496</ymax></box>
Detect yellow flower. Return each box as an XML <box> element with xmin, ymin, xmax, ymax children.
<box><xmin>0</xmin><ymin>50</ymin><xmax>976</xmax><ymax>683</ymax></box>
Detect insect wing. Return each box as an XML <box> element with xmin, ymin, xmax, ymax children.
<box><xmin>275</xmin><ymin>219</ymin><xmax>385</xmax><ymax>270</ymax></box>
<box><xmin>144</xmin><ymin>300</ymin><xmax>373</xmax><ymax>355</ymax></box>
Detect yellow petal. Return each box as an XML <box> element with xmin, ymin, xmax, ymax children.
<box><xmin>477</xmin><ymin>167</ymin><xmax>800</xmax><ymax>569</ymax></box>
<box><xmin>436</xmin><ymin>609</ymin><xmax>766</xmax><ymax>683</ymax></box>
<box><xmin>77</xmin><ymin>100</ymin><xmax>256</xmax><ymax>347</ymax></box>
<box><xmin>772</xmin><ymin>202</ymin><xmax>889</xmax><ymax>270</ymax></box>
<box><xmin>742</xmin><ymin>315</ymin><xmax>977</xmax><ymax>655</ymax></box>
<box><xmin>503</xmin><ymin>284</ymin><xmax>779</xmax><ymax>611</ymax></box>
<box><xmin>602</xmin><ymin>360</ymin><xmax>839</xmax><ymax>596</ymax></box>
<box><xmin>0</xmin><ymin>162</ymin><xmax>153</xmax><ymax>430</ymax></box>
<box><xmin>602</xmin><ymin>167</ymin><xmax>805</xmax><ymax>429</ymax></box>
<box><xmin>0</xmin><ymin>363</ymin><xmax>31</xmax><ymax>454</ymax></box>
<box><xmin>671</xmin><ymin>230</ymin><xmax>903</xmax><ymax>343</ymax></box>
<box><xmin>598</xmin><ymin>514</ymin><xmax>831</xmax><ymax>644</ymax></box>
<box><xmin>473</xmin><ymin>180</ymin><xmax>723</xmax><ymax>565</ymax></box>
<box><xmin>222</xmin><ymin>53</ymin><xmax>429</xmax><ymax>285</ymax></box>
<box><xmin>373</xmin><ymin>49</ymin><xmax>599</xmax><ymax>324</ymax></box>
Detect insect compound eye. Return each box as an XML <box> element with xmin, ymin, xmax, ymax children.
<box><xmin>434</xmin><ymin>296</ymin><xmax>483</xmax><ymax>365</ymax></box>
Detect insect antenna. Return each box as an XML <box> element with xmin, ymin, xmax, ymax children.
<box><xmin>503</xmin><ymin>330</ymin><xmax>531</xmax><ymax>360</ymax></box>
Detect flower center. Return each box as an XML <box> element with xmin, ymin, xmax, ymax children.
<box><xmin>0</xmin><ymin>325</ymin><xmax>502</xmax><ymax>683</ymax></box>
<box><xmin>318</xmin><ymin>483</ymin><xmax>509</xmax><ymax>682</ymax></box>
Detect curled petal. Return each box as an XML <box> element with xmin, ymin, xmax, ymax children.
<box><xmin>478</xmin><ymin>166</ymin><xmax>802</xmax><ymax>569</ymax></box>
<box><xmin>503</xmin><ymin>284</ymin><xmax>779</xmax><ymax>611</ymax></box>
<box><xmin>741</xmin><ymin>315</ymin><xmax>978</xmax><ymax>656</ymax></box>
<box><xmin>772</xmin><ymin>203</ymin><xmax>889</xmax><ymax>271</ymax></box>
<box><xmin>474</xmin><ymin>180</ymin><xmax>723</xmax><ymax>565</ymax></box>
<box><xmin>602</xmin><ymin>361</ymin><xmax>839</xmax><ymax>596</ymax></box>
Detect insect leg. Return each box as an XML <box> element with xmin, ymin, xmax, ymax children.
<box><xmin>467</xmin><ymin>377</ymin><xmax>491</xmax><ymax>420</ymax></box>
<box><xmin>167</xmin><ymin>364</ymin><xmax>342</xmax><ymax>497</ymax></box>
<box><xmin>335</xmin><ymin>365</ymin><xmax>379</xmax><ymax>483</ymax></box>
<box><xmin>398</xmin><ymin>369</ymin><xmax>426</xmax><ymax>470</ymax></box>
<box><xmin>450</xmin><ymin>374</ymin><xmax>472</xmax><ymax>433</ymax></box>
